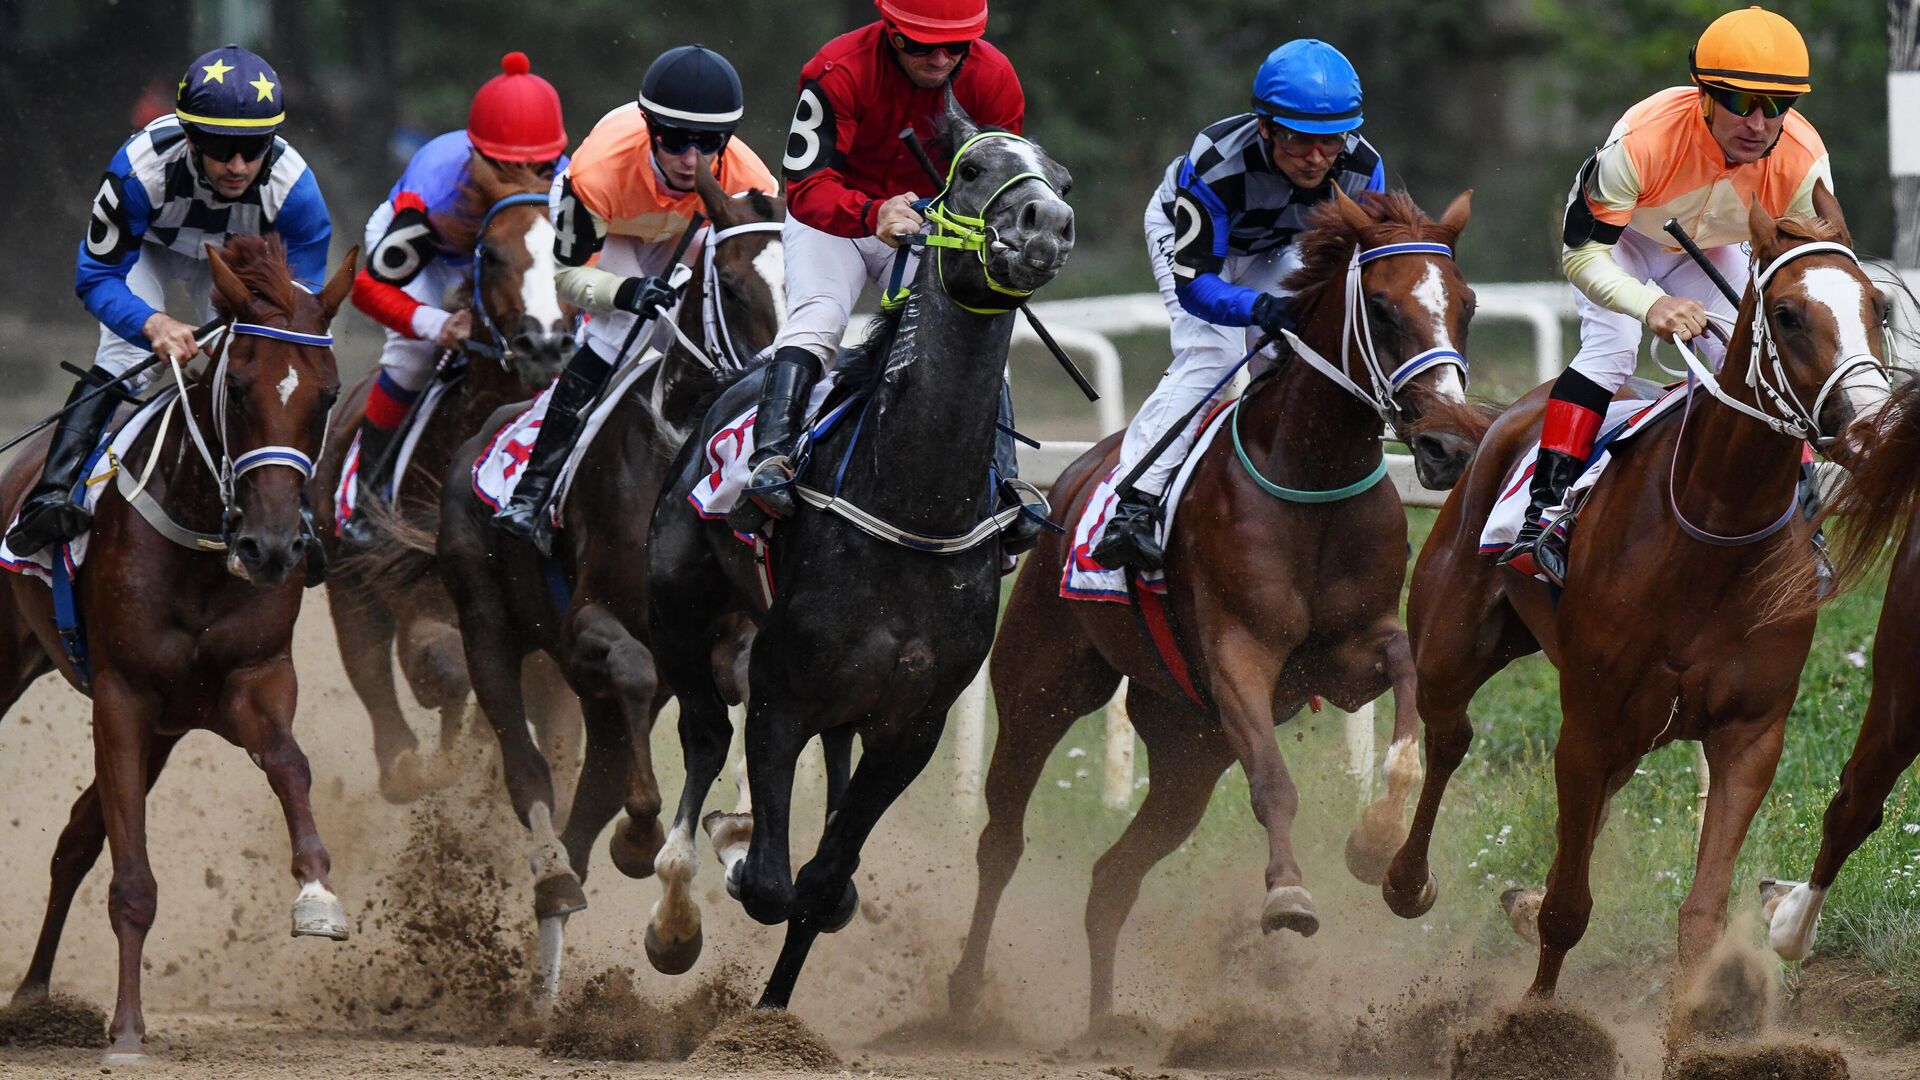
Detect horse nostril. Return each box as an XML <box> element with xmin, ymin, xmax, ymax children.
<box><xmin>1018</xmin><ymin>202</ymin><xmax>1039</xmax><ymax>232</ymax></box>
<box><xmin>235</xmin><ymin>536</ymin><xmax>264</xmax><ymax>567</ymax></box>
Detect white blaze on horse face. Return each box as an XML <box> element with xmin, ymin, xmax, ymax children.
<box><xmin>275</xmin><ymin>367</ymin><xmax>299</xmax><ymax>406</ymax></box>
<box><xmin>753</xmin><ymin>241</ymin><xmax>787</xmax><ymax>325</ymax></box>
<box><xmin>1412</xmin><ymin>263</ymin><xmax>1466</xmax><ymax>402</ymax></box>
<box><xmin>1799</xmin><ymin>265</ymin><xmax>1891</xmax><ymax>421</ymax></box>
<box><xmin>520</xmin><ymin>217</ymin><xmax>564</xmax><ymax>329</ymax></box>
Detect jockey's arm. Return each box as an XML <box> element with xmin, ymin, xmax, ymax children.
<box><xmin>1168</xmin><ymin>162</ymin><xmax>1262</xmax><ymax>327</ymax></box>
<box><xmin>352</xmin><ymin>193</ymin><xmax>451</xmax><ymax>340</ymax></box>
<box><xmin>73</xmin><ymin>145</ymin><xmax>161</xmax><ymax>347</ymax></box>
<box><xmin>276</xmin><ymin>167</ymin><xmax>332</xmax><ymax>293</ymax></box>
<box><xmin>1786</xmin><ymin>154</ymin><xmax>1836</xmax><ymax>217</ymax></box>
<box><xmin>1559</xmin><ymin>142</ymin><xmax>1670</xmax><ymax>321</ymax></box>
<box><xmin>547</xmin><ymin>172</ymin><xmax>627</xmax><ymax>314</ymax></box>
<box><xmin>783</xmin><ymin>71</ymin><xmax>884</xmax><ymax>239</ymax></box>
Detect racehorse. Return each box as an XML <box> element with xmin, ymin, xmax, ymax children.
<box><xmin>432</xmin><ymin>166</ymin><xmax>784</xmax><ymax>1000</ymax></box>
<box><xmin>315</xmin><ymin>156</ymin><xmax>575</xmax><ymax>804</ymax></box>
<box><xmin>645</xmin><ymin>92</ymin><xmax>1074</xmax><ymax>1008</ymax></box>
<box><xmin>947</xmin><ymin>187</ymin><xmax>1483</xmax><ymax>1023</ymax></box>
<box><xmin>4</xmin><ymin>235</ymin><xmax>355</xmax><ymax>1061</ymax></box>
<box><xmin>1381</xmin><ymin>188</ymin><xmax>1889</xmax><ymax>1033</ymax></box>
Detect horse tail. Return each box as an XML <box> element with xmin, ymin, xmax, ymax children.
<box><xmin>1403</xmin><ymin>391</ymin><xmax>1502</xmax><ymax>450</ymax></box>
<box><xmin>332</xmin><ymin>481</ymin><xmax>441</xmax><ymax>596</ymax></box>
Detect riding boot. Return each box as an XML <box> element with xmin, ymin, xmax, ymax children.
<box><xmin>339</xmin><ymin>418</ymin><xmax>400</xmax><ymax>547</ymax></box>
<box><xmin>993</xmin><ymin>381</ymin><xmax>1044</xmax><ymax>557</ymax></box>
<box><xmin>1800</xmin><ymin>458</ymin><xmax>1834</xmax><ymax>597</ymax></box>
<box><xmin>493</xmin><ymin>345</ymin><xmax>612</xmax><ymax>556</ymax></box>
<box><xmin>1497</xmin><ymin>447</ymin><xmax>1588</xmax><ymax>584</ymax></box>
<box><xmin>727</xmin><ymin>347</ymin><xmax>823</xmax><ymax>533</ymax></box>
<box><xmin>6</xmin><ymin>373</ymin><xmax>121</xmax><ymax>557</ymax></box>
<box><xmin>1089</xmin><ymin>490</ymin><xmax>1165</xmax><ymax>572</ymax></box>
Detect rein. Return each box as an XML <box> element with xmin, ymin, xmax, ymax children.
<box><xmin>885</xmin><ymin>131</ymin><xmax>1060</xmax><ymax>317</ymax></box>
<box><xmin>683</xmin><ymin>217</ymin><xmax>785</xmax><ymax>371</ymax></box>
<box><xmin>463</xmin><ymin>191</ymin><xmax>552</xmax><ymax>366</ymax></box>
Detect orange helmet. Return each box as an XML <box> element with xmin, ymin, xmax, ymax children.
<box><xmin>874</xmin><ymin>0</ymin><xmax>988</xmax><ymax>43</ymax></box>
<box><xmin>1690</xmin><ymin>6</ymin><xmax>1810</xmax><ymax>94</ymax></box>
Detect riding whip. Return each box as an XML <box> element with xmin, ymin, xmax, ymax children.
<box><xmin>897</xmin><ymin>128</ymin><xmax>1100</xmax><ymax>403</ymax></box>
<box><xmin>607</xmin><ymin>213</ymin><xmax>707</xmax><ymax>372</ymax></box>
<box><xmin>1662</xmin><ymin>218</ymin><xmax>1738</xmax><ymax>345</ymax></box>
<box><xmin>0</xmin><ymin>317</ymin><xmax>229</xmax><ymax>456</ymax></box>
<box><xmin>1111</xmin><ymin>334</ymin><xmax>1273</xmax><ymax>498</ymax></box>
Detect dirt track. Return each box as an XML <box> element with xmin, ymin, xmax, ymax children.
<box><xmin>1</xmin><ymin>597</ymin><xmax>1918</xmax><ymax>1079</ymax></box>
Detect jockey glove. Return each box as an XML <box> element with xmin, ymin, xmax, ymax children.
<box><xmin>614</xmin><ymin>274</ymin><xmax>678</xmax><ymax>318</ymax></box>
<box><xmin>1252</xmin><ymin>293</ymin><xmax>1296</xmax><ymax>341</ymax></box>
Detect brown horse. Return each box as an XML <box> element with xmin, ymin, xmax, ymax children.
<box><xmin>316</xmin><ymin>157</ymin><xmax>575</xmax><ymax>804</ymax></box>
<box><xmin>1382</xmin><ymin>189</ymin><xmax>1889</xmax><ymax>1033</ymax></box>
<box><xmin>3</xmin><ymin>235</ymin><xmax>355</xmax><ymax>1061</ymax></box>
<box><xmin>1755</xmin><ymin>373</ymin><xmax>1920</xmax><ymax>962</ymax></box>
<box><xmin>432</xmin><ymin>169</ymin><xmax>784</xmax><ymax>1001</ymax></box>
<box><xmin>948</xmin><ymin>189</ymin><xmax>1483</xmax><ymax>1023</ymax></box>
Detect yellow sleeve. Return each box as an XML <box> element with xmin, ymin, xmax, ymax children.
<box><xmin>1562</xmin><ymin>240</ymin><xmax>1664</xmax><ymax>321</ymax></box>
<box><xmin>1786</xmin><ymin>153</ymin><xmax>1835</xmax><ymax>217</ymax></box>
<box><xmin>555</xmin><ymin>261</ymin><xmax>625</xmax><ymax>314</ymax></box>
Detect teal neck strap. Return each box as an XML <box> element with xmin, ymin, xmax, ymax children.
<box><xmin>1230</xmin><ymin>400</ymin><xmax>1388</xmax><ymax>503</ymax></box>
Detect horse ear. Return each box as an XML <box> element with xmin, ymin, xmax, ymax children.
<box><xmin>318</xmin><ymin>246</ymin><xmax>358</xmax><ymax>323</ymax></box>
<box><xmin>1810</xmin><ymin>178</ymin><xmax>1851</xmax><ymax>246</ymax></box>
<box><xmin>1329</xmin><ymin>184</ymin><xmax>1375</xmax><ymax>235</ymax></box>
<box><xmin>205</xmin><ymin>243</ymin><xmax>253</xmax><ymax>315</ymax></box>
<box><xmin>693</xmin><ymin>160</ymin><xmax>732</xmax><ymax>225</ymax></box>
<box><xmin>1437</xmin><ymin>189</ymin><xmax>1473</xmax><ymax>240</ymax></box>
<box><xmin>940</xmin><ymin>85</ymin><xmax>980</xmax><ymax>149</ymax></box>
<box><xmin>1748</xmin><ymin>196</ymin><xmax>1781</xmax><ymax>259</ymax></box>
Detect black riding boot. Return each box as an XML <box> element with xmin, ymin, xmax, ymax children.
<box><xmin>727</xmin><ymin>347</ymin><xmax>822</xmax><ymax>533</ymax></box>
<box><xmin>493</xmin><ymin>345</ymin><xmax>612</xmax><ymax>555</ymax></box>
<box><xmin>994</xmin><ymin>381</ymin><xmax>1044</xmax><ymax>557</ymax></box>
<box><xmin>6</xmin><ymin>373</ymin><xmax>121</xmax><ymax>557</ymax></box>
<box><xmin>1496</xmin><ymin>448</ymin><xmax>1587</xmax><ymax>585</ymax></box>
<box><xmin>339</xmin><ymin>419</ymin><xmax>400</xmax><ymax>547</ymax></box>
<box><xmin>1089</xmin><ymin>490</ymin><xmax>1165</xmax><ymax>572</ymax></box>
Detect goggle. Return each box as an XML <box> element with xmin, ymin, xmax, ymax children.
<box><xmin>654</xmin><ymin>126</ymin><xmax>730</xmax><ymax>156</ymax></box>
<box><xmin>888</xmin><ymin>26</ymin><xmax>972</xmax><ymax>57</ymax></box>
<box><xmin>1702</xmin><ymin>84</ymin><xmax>1799</xmax><ymax>119</ymax></box>
<box><xmin>1272</xmin><ymin>127</ymin><xmax>1349</xmax><ymax>159</ymax></box>
<box><xmin>188</xmin><ymin>130</ymin><xmax>274</xmax><ymax>163</ymax></box>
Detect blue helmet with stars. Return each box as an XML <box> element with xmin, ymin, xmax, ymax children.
<box><xmin>174</xmin><ymin>45</ymin><xmax>285</xmax><ymax>136</ymax></box>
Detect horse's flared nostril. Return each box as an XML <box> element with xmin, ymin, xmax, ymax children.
<box><xmin>234</xmin><ymin>536</ymin><xmax>265</xmax><ymax>569</ymax></box>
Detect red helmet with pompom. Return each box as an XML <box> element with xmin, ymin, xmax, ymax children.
<box><xmin>874</xmin><ymin>0</ymin><xmax>988</xmax><ymax>42</ymax></box>
<box><xmin>467</xmin><ymin>51</ymin><xmax>568</xmax><ymax>162</ymax></box>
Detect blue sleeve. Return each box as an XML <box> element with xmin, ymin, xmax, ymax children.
<box><xmin>277</xmin><ymin>169</ymin><xmax>333</xmax><ymax>291</ymax></box>
<box><xmin>73</xmin><ymin>145</ymin><xmax>159</xmax><ymax>346</ymax></box>
<box><xmin>1175</xmin><ymin>272</ymin><xmax>1260</xmax><ymax>326</ymax></box>
<box><xmin>1167</xmin><ymin>159</ymin><xmax>1261</xmax><ymax>326</ymax></box>
<box><xmin>1367</xmin><ymin>156</ymin><xmax>1387</xmax><ymax>193</ymax></box>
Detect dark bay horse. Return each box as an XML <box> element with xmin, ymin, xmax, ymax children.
<box><xmin>316</xmin><ymin>156</ymin><xmax>574</xmax><ymax>804</ymax></box>
<box><xmin>1382</xmin><ymin>189</ymin><xmax>1889</xmax><ymax>1035</ymax></box>
<box><xmin>432</xmin><ymin>168</ymin><xmax>784</xmax><ymax>1002</ymax></box>
<box><xmin>645</xmin><ymin>95</ymin><xmax>1075</xmax><ymax>1008</ymax></box>
<box><xmin>4</xmin><ymin>235</ymin><xmax>355</xmax><ymax>1061</ymax></box>
<box><xmin>948</xmin><ymin>188</ymin><xmax>1483</xmax><ymax>1023</ymax></box>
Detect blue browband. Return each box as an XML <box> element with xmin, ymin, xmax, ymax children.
<box><xmin>231</xmin><ymin>323</ymin><xmax>334</xmax><ymax>348</ymax></box>
<box><xmin>1355</xmin><ymin>241</ymin><xmax>1454</xmax><ymax>266</ymax></box>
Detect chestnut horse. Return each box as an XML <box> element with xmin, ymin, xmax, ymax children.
<box><xmin>948</xmin><ymin>189</ymin><xmax>1484</xmax><ymax>1022</ymax></box>
<box><xmin>433</xmin><ymin>170</ymin><xmax>784</xmax><ymax>1002</ymax></box>
<box><xmin>4</xmin><ymin>235</ymin><xmax>355</xmax><ymax>1061</ymax></box>
<box><xmin>1383</xmin><ymin>189</ymin><xmax>1889</xmax><ymax>1031</ymax></box>
<box><xmin>316</xmin><ymin>157</ymin><xmax>574</xmax><ymax>804</ymax></box>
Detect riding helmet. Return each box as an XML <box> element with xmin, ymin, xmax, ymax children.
<box><xmin>638</xmin><ymin>45</ymin><xmax>743</xmax><ymax>134</ymax></box>
<box><xmin>174</xmin><ymin>45</ymin><xmax>285</xmax><ymax>136</ymax></box>
<box><xmin>468</xmin><ymin>51</ymin><xmax>569</xmax><ymax>161</ymax></box>
<box><xmin>874</xmin><ymin>0</ymin><xmax>990</xmax><ymax>42</ymax></box>
<box><xmin>1690</xmin><ymin>6</ymin><xmax>1811</xmax><ymax>94</ymax></box>
<box><xmin>1251</xmin><ymin>39</ymin><xmax>1365</xmax><ymax>135</ymax></box>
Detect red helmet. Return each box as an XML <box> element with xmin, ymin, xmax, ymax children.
<box><xmin>875</xmin><ymin>0</ymin><xmax>988</xmax><ymax>42</ymax></box>
<box><xmin>467</xmin><ymin>52</ymin><xmax>568</xmax><ymax>162</ymax></box>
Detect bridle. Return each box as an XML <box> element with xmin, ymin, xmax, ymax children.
<box><xmin>462</xmin><ymin>191</ymin><xmax>551</xmax><ymax>367</ymax></box>
<box><xmin>658</xmin><ymin>215</ymin><xmax>785</xmax><ymax>372</ymax></box>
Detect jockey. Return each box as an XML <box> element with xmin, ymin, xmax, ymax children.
<box><xmin>1091</xmin><ymin>39</ymin><xmax>1385</xmax><ymax>571</ymax></box>
<box><xmin>1500</xmin><ymin>5</ymin><xmax>1829</xmax><ymax>584</ymax></box>
<box><xmin>727</xmin><ymin>0</ymin><xmax>1036</xmax><ymax>549</ymax></box>
<box><xmin>7</xmin><ymin>45</ymin><xmax>330</xmax><ymax>558</ymax></box>
<box><xmin>342</xmin><ymin>51</ymin><xmax>568</xmax><ymax>545</ymax></box>
<box><xmin>492</xmin><ymin>45</ymin><xmax>777</xmax><ymax>552</ymax></box>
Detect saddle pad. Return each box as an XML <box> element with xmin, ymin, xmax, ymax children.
<box><xmin>471</xmin><ymin>350</ymin><xmax>661</xmax><ymax>525</ymax></box>
<box><xmin>0</xmin><ymin>391</ymin><xmax>178</xmax><ymax>582</ymax></box>
<box><xmin>686</xmin><ymin>373</ymin><xmax>851</xmax><ymax>526</ymax></box>
<box><xmin>333</xmin><ymin>377</ymin><xmax>453</xmax><ymax>534</ymax></box>
<box><xmin>1479</xmin><ymin>388</ymin><xmax>1687</xmax><ymax>578</ymax></box>
<box><xmin>1060</xmin><ymin>399</ymin><xmax>1236</xmax><ymax>604</ymax></box>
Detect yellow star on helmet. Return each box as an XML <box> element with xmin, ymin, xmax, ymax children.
<box><xmin>201</xmin><ymin>58</ymin><xmax>234</xmax><ymax>84</ymax></box>
<box><xmin>250</xmin><ymin>73</ymin><xmax>276</xmax><ymax>102</ymax></box>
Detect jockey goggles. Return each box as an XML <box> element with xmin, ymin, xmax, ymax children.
<box><xmin>654</xmin><ymin>125</ymin><xmax>730</xmax><ymax>155</ymax></box>
<box><xmin>1272</xmin><ymin>127</ymin><xmax>1350</xmax><ymax>159</ymax></box>
<box><xmin>1701</xmin><ymin>83</ymin><xmax>1798</xmax><ymax>118</ymax></box>
<box><xmin>187</xmin><ymin>129</ymin><xmax>274</xmax><ymax>163</ymax></box>
<box><xmin>888</xmin><ymin>25</ymin><xmax>972</xmax><ymax>57</ymax></box>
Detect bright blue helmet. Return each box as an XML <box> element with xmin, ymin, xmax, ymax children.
<box><xmin>175</xmin><ymin>45</ymin><xmax>285</xmax><ymax>136</ymax></box>
<box><xmin>1251</xmin><ymin>39</ymin><xmax>1364</xmax><ymax>135</ymax></box>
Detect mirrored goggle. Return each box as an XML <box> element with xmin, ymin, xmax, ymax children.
<box><xmin>654</xmin><ymin>126</ymin><xmax>730</xmax><ymax>155</ymax></box>
<box><xmin>189</xmin><ymin>131</ymin><xmax>274</xmax><ymax>162</ymax></box>
<box><xmin>1704</xmin><ymin>84</ymin><xmax>1799</xmax><ymax>119</ymax></box>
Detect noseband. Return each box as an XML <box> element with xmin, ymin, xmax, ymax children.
<box><xmin>914</xmin><ymin>131</ymin><xmax>1062</xmax><ymax>315</ymax></box>
<box><xmin>463</xmin><ymin>191</ymin><xmax>552</xmax><ymax>366</ymax></box>
<box><xmin>1279</xmin><ymin>241</ymin><xmax>1470</xmax><ymax>426</ymax></box>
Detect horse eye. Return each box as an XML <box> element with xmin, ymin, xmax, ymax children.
<box><xmin>1773</xmin><ymin>306</ymin><xmax>1801</xmax><ymax>332</ymax></box>
<box><xmin>960</xmin><ymin>163</ymin><xmax>981</xmax><ymax>183</ymax></box>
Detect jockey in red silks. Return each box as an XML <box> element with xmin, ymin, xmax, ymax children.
<box><xmin>726</xmin><ymin>0</ymin><xmax>1040</xmax><ymax>554</ymax></box>
<box><xmin>342</xmin><ymin>52</ymin><xmax>569</xmax><ymax>544</ymax></box>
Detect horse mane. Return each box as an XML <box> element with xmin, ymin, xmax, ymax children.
<box><xmin>1282</xmin><ymin>191</ymin><xmax>1445</xmax><ymax>306</ymax></box>
<box><xmin>740</xmin><ymin>188</ymin><xmax>778</xmax><ymax>220</ymax></box>
<box><xmin>210</xmin><ymin>233</ymin><xmax>296</xmax><ymax>318</ymax></box>
<box><xmin>432</xmin><ymin>154</ymin><xmax>551</xmax><ymax>254</ymax></box>
<box><xmin>822</xmin><ymin>303</ymin><xmax>909</xmax><ymax>400</ymax></box>
<box><xmin>1776</xmin><ymin>213</ymin><xmax>1847</xmax><ymax>246</ymax></box>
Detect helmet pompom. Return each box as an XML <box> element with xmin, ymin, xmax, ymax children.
<box><xmin>501</xmin><ymin>51</ymin><xmax>531</xmax><ymax>76</ymax></box>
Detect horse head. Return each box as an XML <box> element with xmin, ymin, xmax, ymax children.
<box><xmin>206</xmin><ymin>235</ymin><xmax>352</xmax><ymax>585</ymax></box>
<box><xmin>931</xmin><ymin>89</ymin><xmax>1075</xmax><ymax>305</ymax></box>
<box><xmin>440</xmin><ymin>154</ymin><xmax>572</xmax><ymax>389</ymax></box>
<box><xmin>689</xmin><ymin>165</ymin><xmax>786</xmax><ymax>365</ymax></box>
<box><xmin>1296</xmin><ymin>187</ymin><xmax>1479</xmax><ymax>488</ymax></box>
<box><xmin>1736</xmin><ymin>182</ymin><xmax>1890</xmax><ymax>467</ymax></box>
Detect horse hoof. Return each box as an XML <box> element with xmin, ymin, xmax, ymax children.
<box><xmin>1260</xmin><ymin>885</ymin><xmax>1320</xmax><ymax>937</ymax></box>
<box><xmin>379</xmin><ymin>749</ymin><xmax>429</xmax><ymax>804</ymax></box>
<box><xmin>101</xmin><ymin>1051</ymin><xmax>152</xmax><ymax>1066</ymax></box>
<box><xmin>1761</xmin><ymin>879</ymin><xmax>1825</xmax><ymax>962</ymax></box>
<box><xmin>609</xmin><ymin>816</ymin><xmax>666</xmax><ymax>879</ymax></box>
<box><xmin>1757</xmin><ymin>877</ymin><xmax>1797</xmax><ymax>922</ymax></box>
<box><xmin>821</xmin><ymin>880</ymin><xmax>859</xmax><ymax>934</ymax></box>
<box><xmin>291</xmin><ymin>882</ymin><xmax>350</xmax><ymax>940</ymax></box>
<box><xmin>1384</xmin><ymin>870</ymin><xmax>1439</xmax><ymax>919</ymax></box>
<box><xmin>534</xmin><ymin>872</ymin><xmax>589</xmax><ymax>919</ymax></box>
<box><xmin>644</xmin><ymin>921</ymin><xmax>704</xmax><ymax>975</ymax></box>
<box><xmin>703</xmin><ymin>811</ymin><xmax>753</xmax><ymax>864</ymax></box>
<box><xmin>1343</xmin><ymin>819</ymin><xmax>1406</xmax><ymax>887</ymax></box>
<box><xmin>948</xmin><ymin>967</ymin><xmax>984</xmax><ymax>1015</ymax></box>
<box><xmin>1501</xmin><ymin>886</ymin><xmax>1544</xmax><ymax>944</ymax></box>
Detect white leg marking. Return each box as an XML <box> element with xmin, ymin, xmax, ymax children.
<box><xmin>527</xmin><ymin>801</ymin><xmax>570</xmax><ymax>882</ymax></box>
<box><xmin>648</xmin><ymin>821</ymin><xmax>702</xmax><ymax>942</ymax></box>
<box><xmin>291</xmin><ymin>879</ymin><xmax>349</xmax><ymax>940</ymax></box>
<box><xmin>535</xmin><ymin>913</ymin><xmax>567</xmax><ymax>1011</ymax></box>
<box><xmin>1766</xmin><ymin>880</ymin><xmax>1826</xmax><ymax>962</ymax></box>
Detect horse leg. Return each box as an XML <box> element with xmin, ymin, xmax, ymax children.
<box><xmin>1345</xmin><ymin>623</ymin><xmax>1425</xmax><ymax>885</ymax></box>
<box><xmin>950</xmin><ymin>619</ymin><xmax>1120</xmax><ymax>1014</ymax></box>
<box><xmin>527</xmin><ymin>653</ymin><xmax>585</xmax><ymax>822</ymax></box>
<box><xmin>15</xmin><ymin>734</ymin><xmax>179</xmax><ymax>1003</ymax></box>
<box><xmin>734</xmin><ymin>690</ymin><xmax>807</xmax><ymax>927</ymax></box>
<box><xmin>91</xmin><ymin>674</ymin><xmax>163</xmax><ymax>1062</ymax></box>
<box><xmin>1083</xmin><ymin>698</ymin><xmax>1232</xmax><ymax>1024</ymax></box>
<box><xmin>558</xmin><ymin>606</ymin><xmax>665</xmax><ymax>882</ymax></box>
<box><xmin>1526</xmin><ymin>721</ymin><xmax>1636</xmax><ymax>999</ymax></box>
<box><xmin>328</xmin><ymin>588</ymin><xmax>427</xmax><ymax>803</ymax></box>
<box><xmin>645</xmin><ymin>683</ymin><xmax>734</xmax><ymax>975</ymax></box>
<box><xmin>1210</xmin><ymin>632</ymin><xmax>1317</xmax><ymax>936</ymax></box>
<box><xmin>760</xmin><ymin>714</ymin><xmax>945</xmax><ymax>1009</ymax></box>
